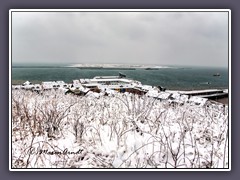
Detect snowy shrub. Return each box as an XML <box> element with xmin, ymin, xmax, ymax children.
<box><xmin>11</xmin><ymin>90</ymin><xmax>229</xmax><ymax>168</ymax></box>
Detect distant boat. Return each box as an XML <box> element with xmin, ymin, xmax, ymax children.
<box><xmin>213</xmin><ymin>73</ymin><xmax>220</xmax><ymax>76</ymax></box>
<box><xmin>145</xmin><ymin>68</ymin><xmax>159</xmax><ymax>70</ymax></box>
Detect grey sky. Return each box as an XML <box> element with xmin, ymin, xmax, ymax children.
<box><xmin>12</xmin><ymin>11</ymin><xmax>229</xmax><ymax>67</ymax></box>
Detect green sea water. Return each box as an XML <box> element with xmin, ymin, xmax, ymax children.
<box><xmin>11</xmin><ymin>65</ymin><xmax>228</xmax><ymax>91</ymax></box>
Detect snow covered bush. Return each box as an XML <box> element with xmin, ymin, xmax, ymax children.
<box><xmin>11</xmin><ymin>89</ymin><xmax>229</xmax><ymax>169</ymax></box>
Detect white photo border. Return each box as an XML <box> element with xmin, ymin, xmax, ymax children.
<box><xmin>9</xmin><ymin>9</ymin><xmax>231</xmax><ymax>171</ymax></box>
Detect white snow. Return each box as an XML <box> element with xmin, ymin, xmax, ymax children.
<box><xmin>11</xmin><ymin>88</ymin><xmax>229</xmax><ymax>169</ymax></box>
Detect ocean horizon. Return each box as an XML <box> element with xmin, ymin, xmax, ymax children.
<box><xmin>11</xmin><ymin>63</ymin><xmax>229</xmax><ymax>91</ymax></box>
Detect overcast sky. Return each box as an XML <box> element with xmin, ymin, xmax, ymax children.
<box><xmin>12</xmin><ymin>11</ymin><xmax>229</xmax><ymax>67</ymax></box>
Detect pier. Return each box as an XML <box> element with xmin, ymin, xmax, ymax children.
<box><xmin>171</xmin><ymin>89</ymin><xmax>228</xmax><ymax>103</ymax></box>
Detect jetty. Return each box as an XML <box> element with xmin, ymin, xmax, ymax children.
<box><xmin>168</xmin><ymin>89</ymin><xmax>228</xmax><ymax>101</ymax></box>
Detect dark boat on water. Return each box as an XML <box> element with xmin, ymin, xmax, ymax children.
<box><xmin>213</xmin><ymin>73</ymin><xmax>220</xmax><ymax>76</ymax></box>
<box><xmin>145</xmin><ymin>68</ymin><xmax>159</xmax><ymax>70</ymax></box>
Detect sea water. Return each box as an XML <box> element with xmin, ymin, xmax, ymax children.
<box><xmin>11</xmin><ymin>64</ymin><xmax>228</xmax><ymax>90</ymax></box>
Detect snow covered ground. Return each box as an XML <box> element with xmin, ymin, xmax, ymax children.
<box><xmin>11</xmin><ymin>89</ymin><xmax>229</xmax><ymax>169</ymax></box>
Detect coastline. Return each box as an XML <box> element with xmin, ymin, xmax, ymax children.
<box><xmin>11</xmin><ymin>79</ymin><xmax>228</xmax><ymax>91</ymax></box>
<box><xmin>11</xmin><ymin>80</ymin><xmax>229</xmax><ymax>105</ymax></box>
